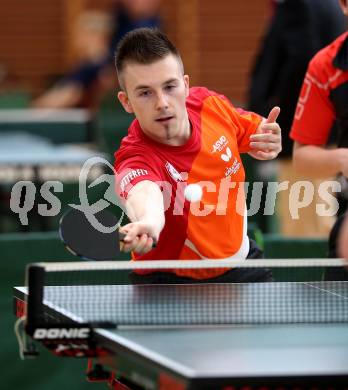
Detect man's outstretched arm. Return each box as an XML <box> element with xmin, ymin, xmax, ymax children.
<box><xmin>119</xmin><ymin>180</ymin><xmax>165</xmax><ymax>254</ymax></box>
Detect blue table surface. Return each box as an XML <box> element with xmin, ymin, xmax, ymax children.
<box><xmin>14</xmin><ymin>282</ymin><xmax>348</xmax><ymax>379</ymax></box>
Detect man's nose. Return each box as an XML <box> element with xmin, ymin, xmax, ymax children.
<box><xmin>155</xmin><ymin>92</ymin><xmax>169</xmax><ymax>110</ymax></box>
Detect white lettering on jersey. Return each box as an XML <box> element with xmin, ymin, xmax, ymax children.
<box><xmin>225</xmin><ymin>158</ymin><xmax>241</xmax><ymax>177</ymax></box>
<box><xmin>211</xmin><ymin>135</ymin><xmax>228</xmax><ymax>153</ymax></box>
<box><xmin>120</xmin><ymin>169</ymin><xmax>148</xmax><ymax>192</ymax></box>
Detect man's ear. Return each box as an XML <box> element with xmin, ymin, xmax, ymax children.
<box><xmin>184</xmin><ymin>75</ymin><xmax>190</xmax><ymax>98</ymax></box>
<box><xmin>340</xmin><ymin>0</ymin><xmax>348</xmax><ymax>15</ymax></box>
<box><xmin>117</xmin><ymin>91</ymin><xmax>134</xmax><ymax>113</ymax></box>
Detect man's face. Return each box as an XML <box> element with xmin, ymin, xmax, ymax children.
<box><xmin>118</xmin><ymin>54</ymin><xmax>190</xmax><ymax>145</ymax></box>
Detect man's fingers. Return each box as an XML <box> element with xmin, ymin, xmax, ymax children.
<box><xmin>134</xmin><ymin>234</ymin><xmax>149</xmax><ymax>253</ymax></box>
<box><xmin>119</xmin><ymin>224</ymin><xmax>155</xmax><ymax>253</ymax></box>
<box><xmin>250</xmin><ymin>132</ymin><xmax>280</xmax><ymax>142</ymax></box>
<box><xmin>120</xmin><ymin>234</ymin><xmax>153</xmax><ymax>254</ymax></box>
<box><xmin>136</xmin><ymin>236</ymin><xmax>153</xmax><ymax>254</ymax></box>
<box><xmin>258</xmin><ymin>123</ymin><xmax>281</xmax><ymax>134</ymax></box>
<box><xmin>265</xmin><ymin>106</ymin><xmax>280</xmax><ymax>123</ymax></box>
<box><xmin>250</xmin><ymin>141</ymin><xmax>280</xmax><ymax>151</ymax></box>
<box><xmin>254</xmin><ymin>150</ymin><xmax>278</xmax><ymax>160</ymax></box>
<box><xmin>119</xmin><ymin>224</ymin><xmax>139</xmax><ymax>243</ymax></box>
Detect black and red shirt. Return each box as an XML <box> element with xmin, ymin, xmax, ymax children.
<box><xmin>290</xmin><ymin>32</ymin><xmax>348</xmax><ymax>147</ymax></box>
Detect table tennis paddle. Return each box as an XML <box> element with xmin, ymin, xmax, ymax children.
<box><xmin>59</xmin><ymin>207</ymin><xmax>125</xmax><ymax>260</ymax></box>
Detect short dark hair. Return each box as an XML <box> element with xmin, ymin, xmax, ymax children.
<box><xmin>115</xmin><ymin>28</ymin><xmax>183</xmax><ymax>88</ymax></box>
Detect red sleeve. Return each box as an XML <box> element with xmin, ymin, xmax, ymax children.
<box><xmin>114</xmin><ymin>151</ymin><xmax>161</xmax><ymax>200</ymax></box>
<box><xmin>290</xmin><ymin>55</ymin><xmax>336</xmax><ymax>145</ymax></box>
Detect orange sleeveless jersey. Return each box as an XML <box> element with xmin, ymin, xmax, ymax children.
<box><xmin>114</xmin><ymin>87</ymin><xmax>262</xmax><ymax>279</ymax></box>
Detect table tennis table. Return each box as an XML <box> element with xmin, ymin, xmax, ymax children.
<box><xmin>13</xmin><ymin>279</ymin><xmax>348</xmax><ymax>389</ymax></box>
<box><xmin>0</xmin><ymin>108</ymin><xmax>93</xmax><ymax>143</ymax></box>
<box><xmin>0</xmin><ymin>132</ymin><xmax>104</xmax><ymax>183</ymax></box>
<box><xmin>0</xmin><ymin>132</ymin><xmax>105</xmax><ymax>230</ymax></box>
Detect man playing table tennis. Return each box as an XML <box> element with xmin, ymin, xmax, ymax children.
<box><xmin>114</xmin><ymin>28</ymin><xmax>282</xmax><ymax>283</ymax></box>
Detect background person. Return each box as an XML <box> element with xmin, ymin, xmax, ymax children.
<box><xmin>32</xmin><ymin>0</ymin><xmax>162</xmax><ymax>112</ymax></box>
<box><xmin>32</xmin><ymin>10</ymin><xmax>114</xmax><ymax>111</ymax></box>
<box><xmin>290</xmin><ymin>0</ymin><xmax>348</xmax><ymax>277</ymax></box>
<box><xmin>248</xmin><ymin>0</ymin><xmax>346</xmax><ymax>237</ymax></box>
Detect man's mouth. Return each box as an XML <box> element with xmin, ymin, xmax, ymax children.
<box><xmin>156</xmin><ymin>116</ymin><xmax>174</xmax><ymax>123</ymax></box>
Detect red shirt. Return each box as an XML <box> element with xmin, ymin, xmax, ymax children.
<box><xmin>291</xmin><ymin>32</ymin><xmax>348</xmax><ymax>145</ymax></box>
<box><xmin>114</xmin><ymin>87</ymin><xmax>262</xmax><ymax>278</ymax></box>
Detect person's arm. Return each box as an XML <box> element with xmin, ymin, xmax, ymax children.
<box><xmin>293</xmin><ymin>141</ymin><xmax>348</xmax><ymax>178</ymax></box>
<box><xmin>31</xmin><ymin>84</ymin><xmax>84</xmax><ymax>108</ymax></box>
<box><xmin>32</xmin><ymin>61</ymin><xmax>103</xmax><ymax>108</ymax></box>
<box><xmin>119</xmin><ymin>180</ymin><xmax>165</xmax><ymax>254</ymax></box>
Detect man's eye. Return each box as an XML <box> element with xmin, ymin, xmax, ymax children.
<box><xmin>140</xmin><ymin>91</ymin><xmax>151</xmax><ymax>97</ymax></box>
<box><xmin>165</xmin><ymin>85</ymin><xmax>175</xmax><ymax>91</ymax></box>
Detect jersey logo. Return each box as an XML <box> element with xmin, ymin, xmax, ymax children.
<box><xmin>120</xmin><ymin>169</ymin><xmax>149</xmax><ymax>192</ymax></box>
<box><xmin>165</xmin><ymin>162</ymin><xmax>184</xmax><ymax>182</ymax></box>
<box><xmin>221</xmin><ymin>147</ymin><xmax>232</xmax><ymax>162</ymax></box>
<box><xmin>225</xmin><ymin>157</ymin><xmax>241</xmax><ymax>177</ymax></box>
<box><xmin>212</xmin><ymin>135</ymin><xmax>228</xmax><ymax>153</ymax></box>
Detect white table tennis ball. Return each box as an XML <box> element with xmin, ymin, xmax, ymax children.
<box><xmin>184</xmin><ymin>183</ymin><xmax>203</xmax><ymax>202</ymax></box>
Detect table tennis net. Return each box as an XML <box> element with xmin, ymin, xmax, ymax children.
<box><xmin>24</xmin><ymin>259</ymin><xmax>348</xmax><ymax>328</ymax></box>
